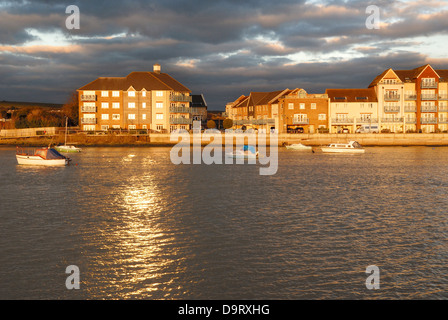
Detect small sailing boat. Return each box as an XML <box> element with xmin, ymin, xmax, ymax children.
<box><xmin>54</xmin><ymin>117</ymin><xmax>82</xmax><ymax>153</ymax></box>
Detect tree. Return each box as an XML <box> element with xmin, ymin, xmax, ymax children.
<box><xmin>62</xmin><ymin>91</ymin><xmax>79</xmax><ymax>126</ymax></box>
<box><xmin>223</xmin><ymin>118</ymin><xmax>233</xmax><ymax>129</ymax></box>
<box><xmin>207</xmin><ymin>120</ymin><xmax>216</xmax><ymax>129</ymax></box>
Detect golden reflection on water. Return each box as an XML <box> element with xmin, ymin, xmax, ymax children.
<box><xmin>84</xmin><ymin>152</ymin><xmax>184</xmax><ymax>299</ymax></box>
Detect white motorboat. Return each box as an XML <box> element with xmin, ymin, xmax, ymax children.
<box><xmin>285</xmin><ymin>143</ymin><xmax>312</xmax><ymax>151</ymax></box>
<box><xmin>54</xmin><ymin>144</ymin><xmax>82</xmax><ymax>153</ymax></box>
<box><xmin>321</xmin><ymin>141</ymin><xmax>365</xmax><ymax>153</ymax></box>
<box><xmin>16</xmin><ymin>147</ymin><xmax>71</xmax><ymax>166</ymax></box>
<box><xmin>226</xmin><ymin>145</ymin><xmax>258</xmax><ymax>159</ymax></box>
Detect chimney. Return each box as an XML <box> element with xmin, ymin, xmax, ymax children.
<box><xmin>153</xmin><ymin>63</ymin><xmax>161</xmax><ymax>74</ymax></box>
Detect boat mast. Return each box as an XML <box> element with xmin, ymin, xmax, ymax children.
<box><xmin>65</xmin><ymin>117</ymin><xmax>68</xmax><ymax>146</ymax></box>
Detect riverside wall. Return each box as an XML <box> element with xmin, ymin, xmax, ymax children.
<box><xmin>3</xmin><ymin>132</ymin><xmax>448</xmax><ymax>146</ymax></box>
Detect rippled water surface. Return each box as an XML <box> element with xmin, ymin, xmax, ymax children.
<box><xmin>1</xmin><ymin>145</ymin><xmax>447</xmax><ymax>299</ymax></box>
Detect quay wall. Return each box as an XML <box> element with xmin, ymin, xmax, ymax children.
<box><xmin>3</xmin><ymin>132</ymin><xmax>448</xmax><ymax>146</ymax></box>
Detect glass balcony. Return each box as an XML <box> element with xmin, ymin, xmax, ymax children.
<box><xmin>421</xmin><ymin>82</ymin><xmax>438</xmax><ymax>89</ymax></box>
<box><xmin>404</xmin><ymin>95</ymin><xmax>417</xmax><ymax>100</ymax></box>
<box><xmin>292</xmin><ymin>118</ymin><xmax>309</xmax><ymax>125</ymax></box>
<box><xmin>421</xmin><ymin>106</ymin><xmax>437</xmax><ymax>112</ymax></box>
<box><xmin>421</xmin><ymin>118</ymin><xmax>437</xmax><ymax>124</ymax></box>
<box><xmin>356</xmin><ymin>118</ymin><xmax>378</xmax><ymax>124</ymax></box>
<box><xmin>81</xmin><ymin>118</ymin><xmax>97</xmax><ymax>124</ymax></box>
<box><xmin>384</xmin><ymin>106</ymin><xmax>401</xmax><ymax>113</ymax></box>
<box><xmin>332</xmin><ymin>118</ymin><xmax>354</xmax><ymax>124</ymax></box>
<box><xmin>381</xmin><ymin>117</ymin><xmax>403</xmax><ymax>123</ymax></box>
<box><xmin>170</xmin><ymin>94</ymin><xmax>192</xmax><ymax>102</ymax></box>
<box><xmin>404</xmin><ymin>106</ymin><xmax>417</xmax><ymax>112</ymax></box>
<box><xmin>421</xmin><ymin>94</ymin><xmax>438</xmax><ymax>100</ymax></box>
<box><xmin>170</xmin><ymin>117</ymin><xmax>192</xmax><ymax>125</ymax></box>
<box><xmin>81</xmin><ymin>106</ymin><xmax>97</xmax><ymax>113</ymax></box>
<box><xmin>384</xmin><ymin>94</ymin><xmax>400</xmax><ymax>101</ymax></box>
<box><xmin>80</xmin><ymin>95</ymin><xmax>97</xmax><ymax>101</ymax></box>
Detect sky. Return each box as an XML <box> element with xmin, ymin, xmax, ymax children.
<box><xmin>0</xmin><ymin>0</ymin><xmax>448</xmax><ymax>110</ymax></box>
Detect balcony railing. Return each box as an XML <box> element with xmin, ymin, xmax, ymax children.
<box><xmin>356</xmin><ymin>118</ymin><xmax>378</xmax><ymax>124</ymax></box>
<box><xmin>169</xmin><ymin>106</ymin><xmax>202</xmax><ymax>114</ymax></box>
<box><xmin>81</xmin><ymin>118</ymin><xmax>97</xmax><ymax>124</ymax></box>
<box><xmin>405</xmin><ymin>118</ymin><xmax>417</xmax><ymax>124</ymax></box>
<box><xmin>170</xmin><ymin>117</ymin><xmax>192</xmax><ymax>125</ymax></box>
<box><xmin>81</xmin><ymin>95</ymin><xmax>97</xmax><ymax>101</ymax></box>
<box><xmin>81</xmin><ymin>106</ymin><xmax>97</xmax><ymax>113</ymax></box>
<box><xmin>384</xmin><ymin>94</ymin><xmax>400</xmax><ymax>101</ymax></box>
<box><xmin>438</xmin><ymin>106</ymin><xmax>448</xmax><ymax>112</ymax></box>
<box><xmin>404</xmin><ymin>95</ymin><xmax>417</xmax><ymax>100</ymax></box>
<box><xmin>170</xmin><ymin>94</ymin><xmax>192</xmax><ymax>102</ymax></box>
<box><xmin>421</xmin><ymin>118</ymin><xmax>437</xmax><ymax>124</ymax></box>
<box><xmin>438</xmin><ymin>118</ymin><xmax>448</xmax><ymax>124</ymax></box>
<box><xmin>384</xmin><ymin>106</ymin><xmax>401</xmax><ymax>113</ymax></box>
<box><xmin>404</xmin><ymin>106</ymin><xmax>417</xmax><ymax>112</ymax></box>
<box><xmin>292</xmin><ymin>118</ymin><xmax>309</xmax><ymax>125</ymax></box>
<box><xmin>332</xmin><ymin>118</ymin><xmax>354</xmax><ymax>124</ymax></box>
<box><xmin>381</xmin><ymin>117</ymin><xmax>403</xmax><ymax>123</ymax></box>
<box><xmin>421</xmin><ymin>106</ymin><xmax>437</xmax><ymax>112</ymax></box>
<box><xmin>421</xmin><ymin>82</ymin><xmax>438</xmax><ymax>89</ymax></box>
<box><xmin>439</xmin><ymin>95</ymin><xmax>448</xmax><ymax>101</ymax></box>
<box><xmin>421</xmin><ymin>94</ymin><xmax>438</xmax><ymax>100</ymax></box>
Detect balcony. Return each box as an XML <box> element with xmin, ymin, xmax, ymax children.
<box><xmin>81</xmin><ymin>118</ymin><xmax>97</xmax><ymax>124</ymax></box>
<box><xmin>439</xmin><ymin>95</ymin><xmax>448</xmax><ymax>101</ymax></box>
<box><xmin>438</xmin><ymin>106</ymin><xmax>448</xmax><ymax>112</ymax></box>
<box><xmin>438</xmin><ymin>118</ymin><xmax>448</xmax><ymax>124</ymax></box>
<box><xmin>421</xmin><ymin>118</ymin><xmax>437</xmax><ymax>124</ymax></box>
<box><xmin>292</xmin><ymin>118</ymin><xmax>309</xmax><ymax>125</ymax></box>
<box><xmin>384</xmin><ymin>94</ymin><xmax>400</xmax><ymax>101</ymax></box>
<box><xmin>421</xmin><ymin>106</ymin><xmax>437</xmax><ymax>112</ymax></box>
<box><xmin>421</xmin><ymin>82</ymin><xmax>438</xmax><ymax>89</ymax></box>
<box><xmin>384</xmin><ymin>106</ymin><xmax>401</xmax><ymax>113</ymax></box>
<box><xmin>170</xmin><ymin>94</ymin><xmax>192</xmax><ymax>102</ymax></box>
<box><xmin>170</xmin><ymin>117</ymin><xmax>192</xmax><ymax>125</ymax></box>
<box><xmin>421</xmin><ymin>94</ymin><xmax>438</xmax><ymax>100</ymax></box>
<box><xmin>356</xmin><ymin>118</ymin><xmax>378</xmax><ymax>124</ymax></box>
<box><xmin>81</xmin><ymin>106</ymin><xmax>97</xmax><ymax>113</ymax></box>
<box><xmin>404</xmin><ymin>95</ymin><xmax>417</xmax><ymax>100</ymax></box>
<box><xmin>169</xmin><ymin>106</ymin><xmax>201</xmax><ymax>114</ymax></box>
<box><xmin>381</xmin><ymin>117</ymin><xmax>403</xmax><ymax>123</ymax></box>
<box><xmin>404</xmin><ymin>106</ymin><xmax>417</xmax><ymax>112</ymax></box>
<box><xmin>81</xmin><ymin>95</ymin><xmax>97</xmax><ymax>101</ymax></box>
<box><xmin>405</xmin><ymin>118</ymin><xmax>417</xmax><ymax>124</ymax></box>
<box><xmin>332</xmin><ymin>118</ymin><xmax>354</xmax><ymax>124</ymax></box>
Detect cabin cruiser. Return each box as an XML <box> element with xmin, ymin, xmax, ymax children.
<box><xmin>320</xmin><ymin>141</ymin><xmax>365</xmax><ymax>153</ymax></box>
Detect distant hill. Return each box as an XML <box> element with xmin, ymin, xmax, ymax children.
<box><xmin>0</xmin><ymin>100</ymin><xmax>63</xmax><ymax>110</ymax></box>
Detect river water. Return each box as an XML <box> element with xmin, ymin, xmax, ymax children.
<box><xmin>0</xmin><ymin>145</ymin><xmax>447</xmax><ymax>299</ymax></box>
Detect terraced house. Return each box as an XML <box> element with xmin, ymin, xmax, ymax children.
<box><xmin>226</xmin><ymin>88</ymin><xmax>329</xmax><ymax>133</ymax></box>
<box><xmin>77</xmin><ymin>64</ymin><xmax>193</xmax><ymax>132</ymax></box>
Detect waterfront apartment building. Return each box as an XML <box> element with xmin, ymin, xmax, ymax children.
<box><xmin>77</xmin><ymin>64</ymin><xmax>193</xmax><ymax>132</ymax></box>
<box><xmin>227</xmin><ymin>88</ymin><xmax>329</xmax><ymax>133</ymax></box>
<box><xmin>325</xmin><ymin>88</ymin><xmax>378</xmax><ymax>133</ymax></box>
<box><xmin>369</xmin><ymin>64</ymin><xmax>448</xmax><ymax>133</ymax></box>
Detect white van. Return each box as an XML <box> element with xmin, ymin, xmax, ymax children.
<box><xmin>356</xmin><ymin>124</ymin><xmax>379</xmax><ymax>133</ymax></box>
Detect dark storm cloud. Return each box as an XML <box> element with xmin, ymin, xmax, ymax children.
<box><xmin>0</xmin><ymin>0</ymin><xmax>447</xmax><ymax>108</ymax></box>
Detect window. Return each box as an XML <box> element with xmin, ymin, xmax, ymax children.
<box><xmin>156</xmin><ymin>114</ymin><xmax>163</xmax><ymax>120</ymax></box>
<box><xmin>156</xmin><ymin>125</ymin><xmax>164</xmax><ymax>130</ymax></box>
<box><xmin>101</xmin><ymin>114</ymin><xmax>109</xmax><ymax>120</ymax></box>
<box><xmin>128</xmin><ymin>114</ymin><xmax>135</xmax><ymax>120</ymax></box>
<box><xmin>128</xmin><ymin>102</ymin><xmax>135</xmax><ymax>108</ymax></box>
<box><xmin>128</xmin><ymin>91</ymin><xmax>135</xmax><ymax>97</ymax></box>
<box><xmin>156</xmin><ymin>91</ymin><xmax>163</xmax><ymax>97</ymax></box>
<box><xmin>112</xmin><ymin>102</ymin><xmax>120</xmax><ymax>109</ymax></box>
<box><xmin>101</xmin><ymin>102</ymin><xmax>109</xmax><ymax>109</ymax></box>
<box><xmin>156</xmin><ymin>102</ymin><xmax>163</xmax><ymax>109</ymax></box>
<box><xmin>112</xmin><ymin>114</ymin><xmax>120</xmax><ymax>120</ymax></box>
<box><xmin>129</xmin><ymin>125</ymin><xmax>136</xmax><ymax>129</ymax></box>
<box><xmin>311</xmin><ymin>103</ymin><xmax>316</xmax><ymax>109</ymax></box>
<box><xmin>101</xmin><ymin>125</ymin><xmax>109</xmax><ymax>130</ymax></box>
<box><xmin>300</xmin><ymin>103</ymin><xmax>305</xmax><ymax>109</ymax></box>
<box><xmin>101</xmin><ymin>91</ymin><xmax>109</xmax><ymax>97</ymax></box>
<box><xmin>142</xmin><ymin>114</ymin><xmax>146</xmax><ymax>120</ymax></box>
<box><xmin>318</xmin><ymin>114</ymin><xmax>326</xmax><ymax>120</ymax></box>
<box><xmin>288</xmin><ymin>103</ymin><xmax>294</xmax><ymax>110</ymax></box>
<box><xmin>142</xmin><ymin>125</ymin><xmax>147</xmax><ymax>129</ymax></box>
<box><xmin>112</xmin><ymin>125</ymin><xmax>120</xmax><ymax>129</ymax></box>
<box><xmin>112</xmin><ymin>91</ymin><xmax>120</xmax><ymax>97</ymax></box>
<box><xmin>142</xmin><ymin>91</ymin><xmax>146</xmax><ymax>97</ymax></box>
<box><xmin>142</xmin><ymin>102</ymin><xmax>146</xmax><ymax>109</ymax></box>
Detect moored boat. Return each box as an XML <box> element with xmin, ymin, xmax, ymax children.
<box><xmin>321</xmin><ymin>141</ymin><xmax>365</xmax><ymax>153</ymax></box>
<box><xmin>285</xmin><ymin>143</ymin><xmax>312</xmax><ymax>151</ymax></box>
<box><xmin>16</xmin><ymin>147</ymin><xmax>71</xmax><ymax>166</ymax></box>
<box><xmin>226</xmin><ymin>145</ymin><xmax>258</xmax><ymax>159</ymax></box>
<box><xmin>54</xmin><ymin>145</ymin><xmax>82</xmax><ymax>153</ymax></box>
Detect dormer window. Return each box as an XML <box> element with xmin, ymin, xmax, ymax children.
<box><xmin>128</xmin><ymin>91</ymin><xmax>135</xmax><ymax>97</ymax></box>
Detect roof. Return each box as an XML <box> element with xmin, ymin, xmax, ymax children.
<box><xmin>78</xmin><ymin>71</ymin><xmax>190</xmax><ymax>92</ymax></box>
<box><xmin>325</xmin><ymin>88</ymin><xmax>378</xmax><ymax>103</ymax></box>
<box><xmin>191</xmin><ymin>94</ymin><xmax>207</xmax><ymax>108</ymax></box>
<box><xmin>368</xmin><ymin>64</ymin><xmax>448</xmax><ymax>87</ymax></box>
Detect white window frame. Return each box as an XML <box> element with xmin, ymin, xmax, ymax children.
<box><xmin>128</xmin><ymin>114</ymin><xmax>136</xmax><ymax>120</ymax></box>
<box><xmin>156</xmin><ymin>113</ymin><xmax>163</xmax><ymax>120</ymax></box>
<box><xmin>156</xmin><ymin>102</ymin><xmax>163</xmax><ymax>109</ymax></box>
<box><xmin>101</xmin><ymin>91</ymin><xmax>109</xmax><ymax>97</ymax></box>
<box><xmin>128</xmin><ymin>102</ymin><xmax>135</xmax><ymax>108</ymax></box>
<box><xmin>112</xmin><ymin>91</ymin><xmax>120</xmax><ymax>97</ymax></box>
<box><xmin>128</xmin><ymin>91</ymin><xmax>136</xmax><ymax>97</ymax></box>
<box><xmin>101</xmin><ymin>114</ymin><xmax>109</xmax><ymax>120</ymax></box>
<box><xmin>112</xmin><ymin>102</ymin><xmax>120</xmax><ymax>109</ymax></box>
<box><xmin>101</xmin><ymin>102</ymin><xmax>109</xmax><ymax>109</ymax></box>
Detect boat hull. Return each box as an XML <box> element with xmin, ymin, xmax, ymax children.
<box><xmin>16</xmin><ymin>155</ymin><xmax>69</xmax><ymax>166</ymax></box>
<box><xmin>285</xmin><ymin>144</ymin><xmax>312</xmax><ymax>151</ymax></box>
<box><xmin>321</xmin><ymin>147</ymin><xmax>365</xmax><ymax>154</ymax></box>
<box><xmin>54</xmin><ymin>146</ymin><xmax>81</xmax><ymax>153</ymax></box>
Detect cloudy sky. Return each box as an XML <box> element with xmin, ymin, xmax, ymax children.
<box><xmin>1</xmin><ymin>0</ymin><xmax>447</xmax><ymax>110</ymax></box>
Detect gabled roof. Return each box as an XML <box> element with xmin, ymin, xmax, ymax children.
<box><xmin>325</xmin><ymin>88</ymin><xmax>378</xmax><ymax>103</ymax></box>
<box><xmin>78</xmin><ymin>71</ymin><xmax>190</xmax><ymax>92</ymax></box>
<box><xmin>369</xmin><ymin>64</ymin><xmax>446</xmax><ymax>87</ymax></box>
